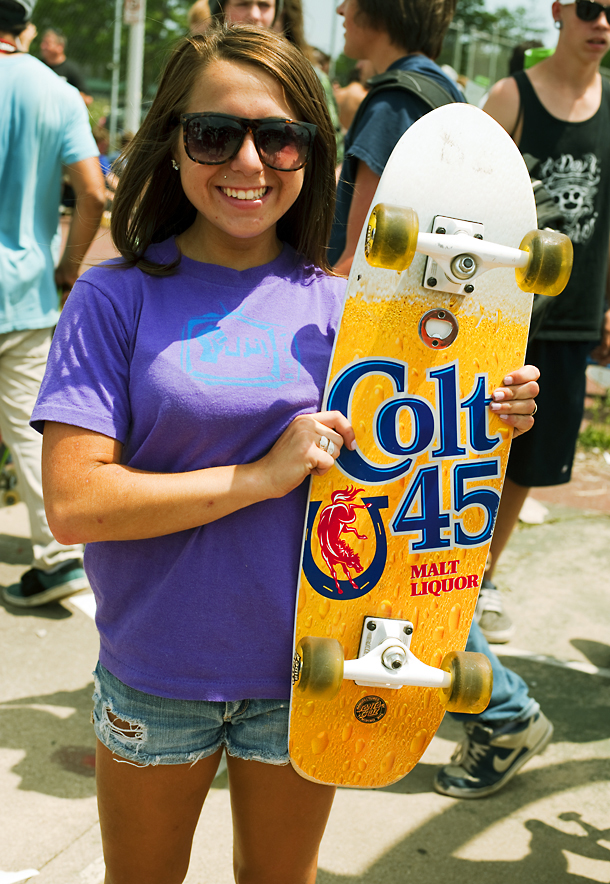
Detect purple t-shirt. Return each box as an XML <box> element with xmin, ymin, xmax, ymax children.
<box><xmin>32</xmin><ymin>239</ymin><xmax>346</xmax><ymax>701</ymax></box>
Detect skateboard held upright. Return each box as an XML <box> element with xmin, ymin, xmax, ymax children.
<box><xmin>289</xmin><ymin>104</ymin><xmax>572</xmax><ymax>788</ymax></box>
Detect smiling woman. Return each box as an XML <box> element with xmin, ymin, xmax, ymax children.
<box><xmin>110</xmin><ymin>25</ymin><xmax>336</xmax><ymax>274</ymax></box>
<box><xmin>31</xmin><ymin>23</ymin><xmax>347</xmax><ymax>884</ymax></box>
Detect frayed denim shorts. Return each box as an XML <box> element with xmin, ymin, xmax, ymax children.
<box><xmin>92</xmin><ymin>662</ymin><xmax>290</xmax><ymax>767</ymax></box>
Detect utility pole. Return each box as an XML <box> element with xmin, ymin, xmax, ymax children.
<box><xmin>108</xmin><ymin>0</ymin><xmax>123</xmax><ymax>152</ymax></box>
<box><xmin>124</xmin><ymin>0</ymin><xmax>146</xmax><ymax>135</ymax></box>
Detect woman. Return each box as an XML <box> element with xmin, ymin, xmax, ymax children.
<box><xmin>32</xmin><ymin>25</ymin><xmax>539</xmax><ymax>884</ymax></box>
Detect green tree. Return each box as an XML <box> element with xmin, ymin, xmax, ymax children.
<box><xmin>455</xmin><ymin>0</ymin><xmax>543</xmax><ymax>40</ymax></box>
<box><xmin>30</xmin><ymin>0</ymin><xmax>188</xmax><ymax>98</ymax></box>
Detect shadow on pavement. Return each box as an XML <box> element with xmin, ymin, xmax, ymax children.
<box><xmin>319</xmin><ymin>760</ymin><xmax>610</xmax><ymax>884</ymax></box>
<box><xmin>0</xmin><ymin>532</ymin><xmax>31</xmax><ymax>566</ymax></box>
<box><xmin>571</xmin><ymin>638</ymin><xmax>610</xmax><ymax>670</ymax></box>
<box><xmin>0</xmin><ymin>684</ymin><xmax>96</xmax><ymax>798</ymax></box>
<box><xmin>0</xmin><ymin>595</ymin><xmax>73</xmax><ymax>620</ymax></box>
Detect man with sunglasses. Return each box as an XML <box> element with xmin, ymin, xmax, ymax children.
<box><xmin>478</xmin><ymin>1</ymin><xmax>610</xmax><ymax>644</ymax></box>
<box><xmin>0</xmin><ymin>0</ymin><xmax>106</xmax><ymax>607</ymax></box>
<box><xmin>328</xmin><ymin>0</ymin><xmax>554</xmax><ymax>801</ymax></box>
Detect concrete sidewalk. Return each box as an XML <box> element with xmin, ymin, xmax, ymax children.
<box><xmin>1</xmin><ymin>458</ymin><xmax>609</xmax><ymax>883</ymax></box>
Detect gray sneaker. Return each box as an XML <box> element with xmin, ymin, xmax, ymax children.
<box><xmin>434</xmin><ymin>711</ymin><xmax>554</xmax><ymax>799</ymax></box>
<box><xmin>475</xmin><ymin>578</ymin><xmax>515</xmax><ymax>643</ymax></box>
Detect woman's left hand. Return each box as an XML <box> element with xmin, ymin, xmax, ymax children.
<box><xmin>490</xmin><ymin>364</ymin><xmax>540</xmax><ymax>438</ymax></box>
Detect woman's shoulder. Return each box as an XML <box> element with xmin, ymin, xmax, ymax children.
<box><xmin>76</xmin><ymin>239</ymin><xmax>178</xmax><ymax>295</ymax></box>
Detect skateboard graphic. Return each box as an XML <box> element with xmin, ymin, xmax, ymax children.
<box><xmin>289</xmin><ymin>104</ymin><xmax>572</xmax><ymax>788</ymax></box>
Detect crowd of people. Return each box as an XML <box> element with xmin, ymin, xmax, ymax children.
<box><xmin>1</xmin><ymin>0</ymin><xmax>609</xmax><ymax>882</ymax></box>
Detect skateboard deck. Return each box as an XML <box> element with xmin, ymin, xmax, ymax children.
<box><xmin>288</xmin><ymin>103</ymin><xmax>571</xmax><ymax>788</ymax></box>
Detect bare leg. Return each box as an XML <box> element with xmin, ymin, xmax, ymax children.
<box><xmin>487</xmin><ymin>477</ymin><xmax>531</xmax><ymax>580</ymax></box>
<box><xmin>96</xmin><ymin>740</ymin><xmax>223</xmax><ymax>884</ymax></box>
<box><xmin>227</xmin><ymin>755</ymin><xmax>336</xmax><ymax>884</ymax></box>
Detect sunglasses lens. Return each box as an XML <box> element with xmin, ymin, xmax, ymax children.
<box><xmin>185</xmin><ymin>115</ymin><xmax>244</xmax><ymax>164</ymax></box>
<box><xmin>576</xmin><ymin>0</ymin><xmax>608</xmax><ymax>21</ymax></box>
<box><xmin>256</xmin><ymin>122</ymin><xmax>312</xmax><ymax>171</ymax></box>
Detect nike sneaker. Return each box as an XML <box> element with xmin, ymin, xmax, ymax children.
<box><xmin>434</xmin><ymin>711</ymin><xmax>554</xmax><ymax>798</ymax></box>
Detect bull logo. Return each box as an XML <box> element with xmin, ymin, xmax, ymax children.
<box><xmin>302</xmin><ymin>489</ymin><xmax>388</xmax><ymax>601</ymax></box>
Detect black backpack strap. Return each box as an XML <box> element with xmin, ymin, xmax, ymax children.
<box><xmin>349</xmin><ymin>69</ymin><xmax>457</xmax><ymax>137</ymax></box>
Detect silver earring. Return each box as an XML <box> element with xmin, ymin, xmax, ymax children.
<box><xmin>555</xmin><ymin>19</ymin><xmax>563</xmax><ymax>29</ymax></box>
<box><xmin>171</xmin><ymin>159</ymin><xmax>180</xmax><ymax>170</ymax></box>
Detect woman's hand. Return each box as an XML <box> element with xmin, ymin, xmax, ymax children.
<box><xmin>258</xmin><ymin>411</ymin><xmax>356</xmax><ymax>499</ymax></box>
<box><xmin>489</xmin><ymin>364</ymin><xmax>540</xmax><ymax>438</ymax></box>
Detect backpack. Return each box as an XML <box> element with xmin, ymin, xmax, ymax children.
<box><xmin>349</xmin><ymin>69</ymin><xmax>456</xmax><ymax>138</ymax></box>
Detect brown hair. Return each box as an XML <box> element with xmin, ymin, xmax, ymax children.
<box><xmin>275</xmin><ymin>0</ymin><xmax>315</xmax><ymax>64</ymax></box>
<box><xmin>355</xmin><ymin>0</ymin><xmax>456</xmax><ymax>60</ymax></box>
<box><xmin>110</xmin><ymin>25</ymin><xmax>337</xmax><ymax>275</ymax></box>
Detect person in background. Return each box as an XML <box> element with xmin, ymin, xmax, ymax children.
<box><xmin>480</xmin><ymin>0</ymin><xmax>610</xmax><ymax>642</ymax></box>
<box><xmin>272</xmin><ymin>0</ymin><xmax>343</xmax><ymax>164</ymax></box>
<box><xmin>208</xmin><ymin>0</ymin><xmax>279</xmax><ymax>28</ymax></box>
<box><xmin>334</xmin><ymin>60</ymin><xmax>373</xmax><ymax>132</ymax></box>
<box><xmin>0</xmin><ymin>0</ymin><xmax>105</xmax><ymax>608</ymax></box>
<box><xmin>188</xmin><ymin>0</ymin><xmax>212</xmax><ymax>34</ymax></box>
<box><xmin>508</xmin><ymin>38</ymin><xmax>544</xmax><ymax>75</ymax></box>
<box><xmin>40</xmin><ymin>27</ymin><xmax>92</xmax><ymax>105</ymax></box>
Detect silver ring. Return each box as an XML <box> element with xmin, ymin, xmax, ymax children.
<box><xmin>531</xmin><ymin>402</ymin><xmax>538</xmax><ymax>416</ymax></box>
<box><xmin>327</xmin><ymin>439</ymin><xmax>335</xmax><ymax>457</ymax></box>
<box><xmin>318</xmin><ymin>436</ymin><xmax>330</xmax><ymax>451</ymax></box>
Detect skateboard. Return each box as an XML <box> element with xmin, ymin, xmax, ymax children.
<box><xmin>289</xmin><ymin>103</ymin><xmax>572</xmax><ymax>788</ymax></box>
<box><xmin>0</xmin><ymin>441</ymin><xmax>19</xmax><ymax>507</ymax></box>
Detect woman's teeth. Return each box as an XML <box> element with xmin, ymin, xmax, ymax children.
<box><xmin>221</xmin><ymin>186</ymin><xmax>267</xmax><ymax>200</ymax></box>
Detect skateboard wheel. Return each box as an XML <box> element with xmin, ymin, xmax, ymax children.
<box><xmin>438</xmin><ymin>651</ymin><xmax>493</xmax><ymax>714</ymax></box>
<box><xmin>365</xmin><ymin>204</ymin><xmax>419</xmax><ymax>272</ymax></box>
<box><xmin>2</xmin><ymin>490</ymin><xmax>19</xmax><ymax>506</ymax></box>
<box><xmin>295</xmin><ymin>636</ymin><xmax>344</xmax><ymax>700</ymax></box>
<box><xmin>516</xmin><ymin>229</ymin><xmax>573</xmax><ymax>297</ymax></box>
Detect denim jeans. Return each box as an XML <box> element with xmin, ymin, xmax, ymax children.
<box><xmin>449</xmin><ymin>619</ymin><xmax>539</xmax><ymax>725</ymax></box>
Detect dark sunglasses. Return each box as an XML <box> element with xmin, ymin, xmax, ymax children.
<box><xmin>573</xmin><ymin>0</ymin><xmax>610</xmax><ymax>22</ymax></box>
<box><xmin>180</xmin><ymin>113</ymin><xmax>317</xmax><ymax>171</ymax></box>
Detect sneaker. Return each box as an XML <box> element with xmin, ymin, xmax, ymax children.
<box><xmin>2</xmin><ymin>560</ymin><xmax>89</xmax><ymax>607</ymax></box>
<box><xmin>434</xmin><ymin>711</ymin><xmax>554</xmax><ymax>799</ymax></box>
<box><xmin>475</xmin><ymin>578</ymin><xmax>515</xmax><ymax>643</ymax></box>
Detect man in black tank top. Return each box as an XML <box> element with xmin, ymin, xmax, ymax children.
<box><xmin>475</xmin><ymin>0</ymin><xmax>610</xmax><ymax>643</ymax></box>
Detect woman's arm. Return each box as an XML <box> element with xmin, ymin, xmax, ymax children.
<box><xmin>42</xmin><ymin>412</ymin><xmax>356</xmax><ymax>545</ymax></box>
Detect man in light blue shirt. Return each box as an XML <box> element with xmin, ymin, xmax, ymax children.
<box><xmin>0</xmin><ymin>0</ymin><xmax>105</xmax><ymax>606</ymax></box>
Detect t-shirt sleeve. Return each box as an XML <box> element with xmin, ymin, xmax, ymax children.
<box><xmin>31</xmin><ymin>274</ymin><xmax>134</xmax><ymax>441</ymax></box>
<box><xmin>346</xmin><ymin>89</ymin><xmax>424</xmax><ymax>177</ymax></box>
<box><xmin>60</xmin><ymin>89</ymin><xmax>98</xmax><ymax>166</ymax></box>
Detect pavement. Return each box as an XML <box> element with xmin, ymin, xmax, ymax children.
<box><xmin>0</xmin><ymin>226</ymin><xmax>609</xmax><ymax>884</ymax></box>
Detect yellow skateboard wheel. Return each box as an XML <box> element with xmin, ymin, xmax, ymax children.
<box><xmin>515</xmin><ymin>228</ymin><xmax>573</xmax><ymax>297</ymax></box>
<box><xmin>2</xmin><ymin>490</ymin><xmax>19</xmax><ymax>506</ymax></box>
<box><xmin>295</xmin><ymin>636</ymin><xmax>344</xmax><ymax>701</ymax></box>
<box><xmin>365</xmin><ymin>204</ymin><xmax>419</xmax><ymax>272</ymax></box>
<box><xmin>438</xmin><ymin>650</ymin><xmax>493</xmax><ymax>714</ymax></box>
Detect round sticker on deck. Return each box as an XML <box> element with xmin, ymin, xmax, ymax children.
<box><xmin>354</xmin><ymin>696</ymin><xmax>387</xmax><ymax>723</ymax></box>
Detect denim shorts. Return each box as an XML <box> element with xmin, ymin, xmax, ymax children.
<box><xmin>92</xmin><ymin>662</ymin><xmax>290</xmax><ymax>767</ymax></box>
